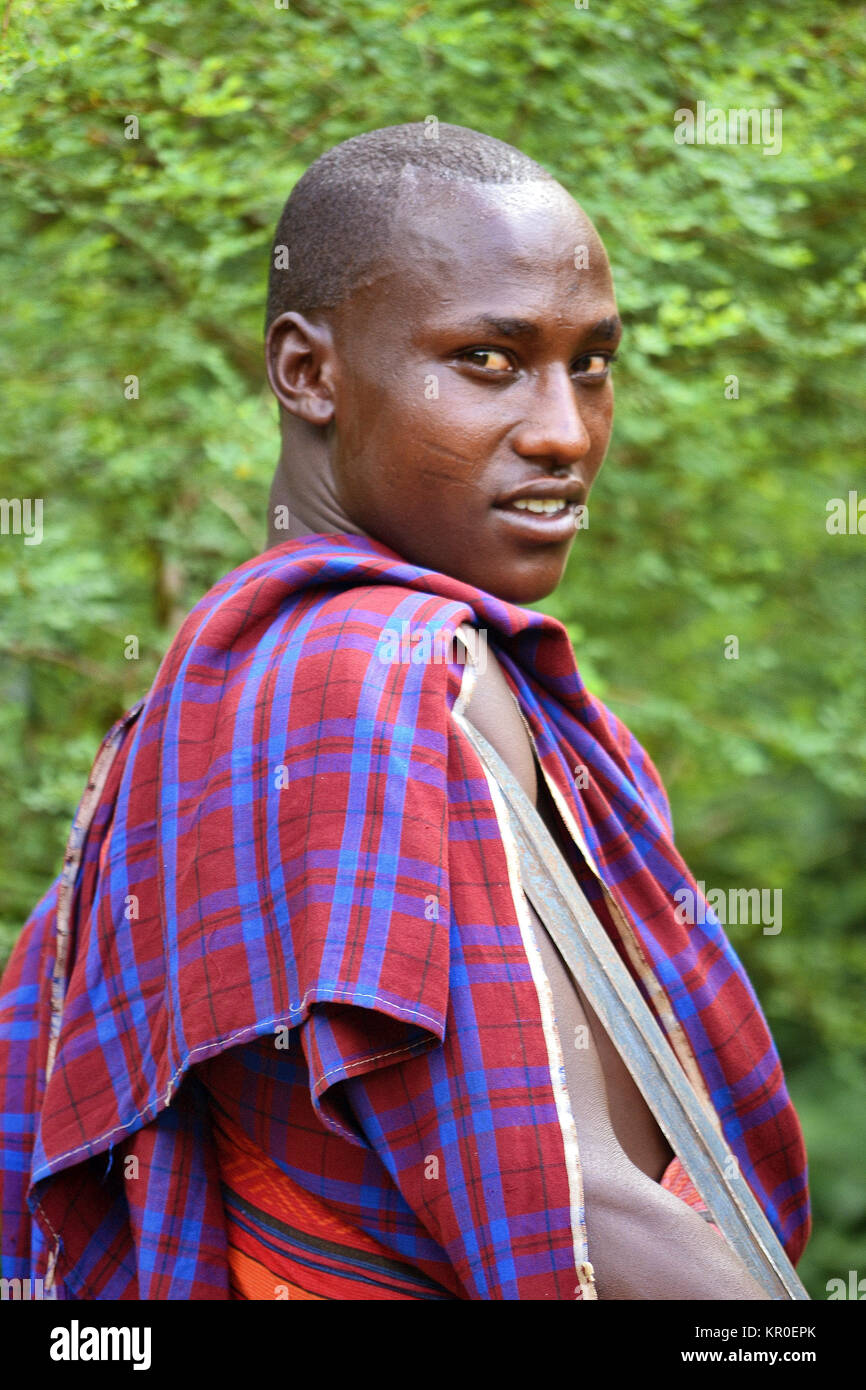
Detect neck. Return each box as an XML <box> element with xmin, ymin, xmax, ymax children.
<box><xmin>266</xmin><ymin>418</ymin><xmax>367</xmax><ymax>549</ymax></box>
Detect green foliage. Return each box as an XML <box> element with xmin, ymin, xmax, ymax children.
<box><xmin>1</xmin><ymin>0</ymin><xmax>863</xmax><ymax>1299</ymax></box>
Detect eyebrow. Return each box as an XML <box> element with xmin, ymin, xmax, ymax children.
<box><xmin>453</xmin><ymin>313</ymin><xmax>622</xmax><ymax>341</ymax></box>
<box><xmin>591</xmin><ymin>315</ymin><xmax>622</xmax><ymax>341</ymax></box>
<box><xmin>471</xmin><ymin>316</ymin><xmax>540</xmax><ymax>339</ymax></box>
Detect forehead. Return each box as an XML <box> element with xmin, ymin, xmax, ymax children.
<box><xmin>348</xmin><ymin>175</ymin><xmax>615</xmax><ymax>332</ymax></box>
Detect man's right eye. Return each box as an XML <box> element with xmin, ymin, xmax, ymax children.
<box><xmin>458</xmin><ymin>348</ymin><xmax>514</xmax><ymax>372</ymax></box>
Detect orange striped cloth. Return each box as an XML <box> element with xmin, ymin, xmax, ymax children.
<box><xmin>210</xmin><ymin>1103</ymin><xmax>722</xmax><ymax>1300</ymax></box>
<box><xmin>208</xmin><ymin>1104</ymin><xmax>455</xmax><ymax>1300</ymax></box>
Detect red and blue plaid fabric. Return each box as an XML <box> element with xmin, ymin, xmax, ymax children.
<box><xmin>0</xmin><ymin>534</ymin><xmax>809</xmax><ymax>1298</ymax></box>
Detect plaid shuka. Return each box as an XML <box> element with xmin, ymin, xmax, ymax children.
<box><xmin>0</xmin><ymin>534</ymin><xmax>809</xmax><ymax>1298</ymax></box>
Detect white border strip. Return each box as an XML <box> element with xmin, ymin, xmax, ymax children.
<box><xmin>482</xmin><ymin>762</ymin><xmax>597</xmax><ymax>1300</ymax></box>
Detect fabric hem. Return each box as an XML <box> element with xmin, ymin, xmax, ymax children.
<box><xmin>480</xmin><ymin>762</ymin><xmax>597</xmax><ymax>1300</ymax></box>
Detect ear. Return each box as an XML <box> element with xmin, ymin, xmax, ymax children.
<box><xmin>265</xmin><ymin>311</ymin><xmax>336</xmax><ymax>427</ymax></box>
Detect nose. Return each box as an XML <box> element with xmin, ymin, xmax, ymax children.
<box><xmin>511</xmin><ymin>365</ymin><xmax>593</xmax><ymax>470</ymax></box>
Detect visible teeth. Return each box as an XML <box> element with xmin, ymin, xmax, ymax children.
<box><xmin>512</xmin><ymin>498</ymin><xmax>567</xmax><ymax>514</ymax></box>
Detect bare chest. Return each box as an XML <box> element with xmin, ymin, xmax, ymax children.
<box><xmin>532</xmin><ymin>777</ymin><xmax>672</xmax><ymax>1182</ymax></box>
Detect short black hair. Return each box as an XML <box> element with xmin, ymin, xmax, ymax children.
<box><xmin>264</xmin><ymin>122</ymin><xmax>556</xmax><ymax>335</ymax></box>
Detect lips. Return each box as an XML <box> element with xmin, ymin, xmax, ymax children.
<box><xmin>494</xmin><ymin>480</ymin><xmax>587</xmax><ymax>514</ymax></box>
<box><xmin>509</xmin><ymin>496</ymin><xmax>571</xmax><ymax>516</ymax></box>
<box><xmin>492</xmin><ymin>480</ymin><xmax>586</xmax><ymax>537</ymax></box>
<box><xmin>492</xmin><ymin>497</ymin><xmax>584</xmax><ymax>543</ymax></box>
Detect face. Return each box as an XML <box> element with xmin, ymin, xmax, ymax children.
<box><xmin>282</xmin><ymin>176</ymin><xmax>621</xmax><ymax>604</ymax></box>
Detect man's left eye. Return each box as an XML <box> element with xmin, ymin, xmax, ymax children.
<box><xmin>461</xmin><ymin>348</ymin><xmax>513</xmax><ymax>371</ymax></box>
<box><xmin>572</xmin><ymin>353</ymin><xmax>616</xmax><ymax>377</ymax></box>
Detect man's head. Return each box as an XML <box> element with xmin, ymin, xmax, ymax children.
<box><xmin>265</xmin><ymin>123</ymin><xmax>620</xmax><ymax>604</ymax></box>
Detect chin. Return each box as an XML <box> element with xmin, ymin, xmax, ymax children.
<box><xmin>499</xmin><ymin>581</ymin><xmax>559</xmax><ymax>606</ymax></box>
<box><xmin>396</xmin><ymin>532</ymin><xmax>567</xmax><ymax>607</ymax></box>
<box><xmin>474</xmin><ymin>564</ymin><xmax>564</xmax><ymax>607</ymax></box>
<box><xmin>506</xmin><ymin>551</ymin><xmax>573</xmax><ymax>604</ymax></box>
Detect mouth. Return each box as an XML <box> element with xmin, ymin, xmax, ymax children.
<box><xmin>504</xmin><ymin>497</ymin><xmax>573</xmax><ymax>517</ymax></box>
<box><xmin>492</xmin><ymin>488</ymin><xmax>585</xmax><ymax>542</ymax></box>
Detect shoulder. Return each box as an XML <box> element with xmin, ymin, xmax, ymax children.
<box><xmin>162</xmin><ymin>547</ymin><xmax>478</xmax><ymax>715</ymax></box>
<box><xmin>289</xmin><ymin>585</ymin><xmax>477</xmax><ymax>709</ymax></box>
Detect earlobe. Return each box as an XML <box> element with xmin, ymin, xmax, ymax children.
<box><xmin>265</xmin><ymin>311</ymin><xmax>336</xmax><ymax>427</ymax></box>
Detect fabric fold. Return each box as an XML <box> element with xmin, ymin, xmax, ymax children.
<box><xmin>0</xmin><ymin>532</ymin><xmax>810</xmax><ymax>1297</ymax></box>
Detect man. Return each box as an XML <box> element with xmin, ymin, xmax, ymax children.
<box><xmin>0</xmin><ymin>123</ymin><xmax>809</xmax><ymax>1299</ymax></box>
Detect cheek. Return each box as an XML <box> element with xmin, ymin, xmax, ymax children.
<box><xmin>342</xmin><ymin>385</ymin><xmax>479</xmax><ymax>502</ymax></box>
<box><xmin>585</xmin><ymin>386</ymin><xmax>614</xmax><ymax>455</ymax></box>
